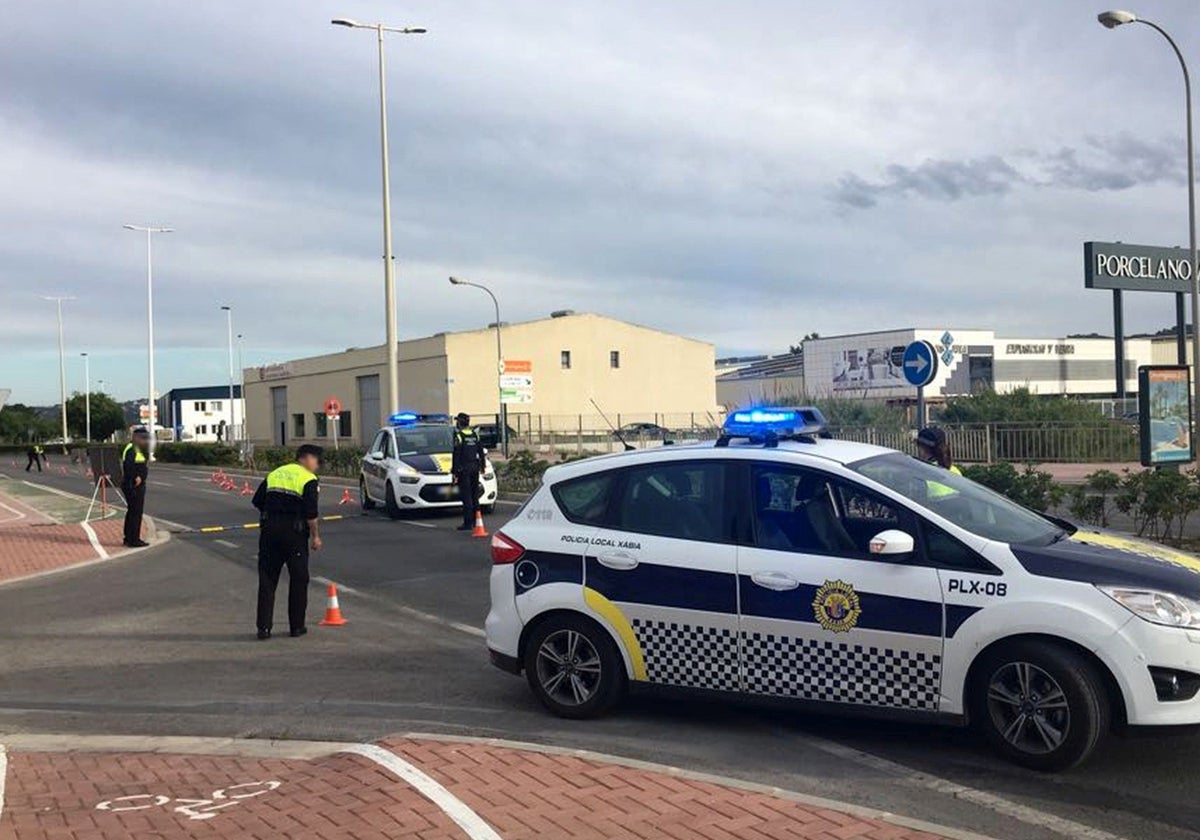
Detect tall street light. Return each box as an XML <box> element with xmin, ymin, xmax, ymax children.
<box><xmin>220</xmin><ymin>305</ymin><xmax>236</xmax><ymax>441</ymax></box>
<box><xmin>123</xmin><ymin>224</ymin><xmax>173</xmax><ymax>457</ymax></box>
<box><xmin>81</xmin><ymin>352</ymin><xmax>91</xmax><ymax>442</ymax></box>
<box><xmin>331</xmin><ymin>17</ymin><xmax>427</xmax><ymax>423</ymax></box>
<box><xmin>1098</xmin><ymin>10</ymin><xmax>1199</xmax><ymax>444</ymax></box>
<box><xmin>449</xmin><ymin>276</ymin><xmax>508</xmax><ymax>456</ymax></box>
<box><xmin>237</xmin><ymin>333</ymin><xmax>247</xmax><ymax>445</ymax></box>
<box><xmin>42</xmin><ymin>295</ymin><xmax>74</xmax><ymax>443</ymax></box>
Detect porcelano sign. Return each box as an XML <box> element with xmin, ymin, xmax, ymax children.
<box><xmin>1084</xmin><ymin>241</ymin><xmax>1193</xmax><ymax>293</ymax></box>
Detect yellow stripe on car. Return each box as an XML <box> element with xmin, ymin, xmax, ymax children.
<box><xmin>1070</xmin><ymin>530</ymin><xmax>1200</xmax><ymax>573</ymax></box>
<box><xmin>583</xmin><ymin>587</ymin><xmax>647</xmax><ymax>681</ymax></box>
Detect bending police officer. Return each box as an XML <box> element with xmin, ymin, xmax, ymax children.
<box><xmin>452</xmin><ymin>412</ymin><xmax>485</xmax><ymax>531</ymax></box>
<box><xmin>25</xmin><ymin>442</ymin><xmax>44</xmax><ymax>473</ymax></box>
<box><xmin>121</xmin><ymin>428</ymin><xmax>151</xmax><ymax>547</ymax></box>
<box><xmin>252</xmin><ymin>444</ymin><xmax>323</xmax><ymax>640</ymax></box>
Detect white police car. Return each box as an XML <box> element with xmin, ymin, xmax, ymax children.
<box><xmin>486</xmin><ymin>407</ymin><xmax>1200</xmax><ymax>770</ymax></box>
<box><xmin>359</xmin><ymin>413</ymin><xmax>498</xmax><ymax>518</ymax></box>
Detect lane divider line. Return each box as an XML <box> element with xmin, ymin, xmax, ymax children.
<box><xmin>214</xmin><ymin>539</ymin><xmax>239</xmax><ymax>550</ymax></box>
<box><xmin>195</xmin><ymin>514</ymin><xmax>347</xmax><ymax>534</ymax></box>
<box><xmin>341</xmin><ymin>743</ymin><xmax>502</xmax><ymax>840</ymax></box>
<box><xmin>79</xmin><ymin>522</ymin><xmax>109</xmax><ymax>560</ymax></box>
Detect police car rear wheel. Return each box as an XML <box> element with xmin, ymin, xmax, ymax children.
<box><xmin>359</xmin><ymin>478</ymin><xmax>376</xmax><ymax>510</ymax></box>
<box><xmin>384</xmin><ymin>483</ymin><xmax>403</xmax><ymax>519</ymax></box>
<box><xmin>974</xmin><ymin>641</ymin><xmax>1108</xmax><ymax>771</ymax></box>
<box><xmin>524</xmin><ymin>615</ymin><xmax>624</xmax><ymax>719</ymax></box>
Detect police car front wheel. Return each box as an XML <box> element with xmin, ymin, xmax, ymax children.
<box><xmin>973</xmin><ymin>640</ymin><xmax>1109</xmax><ymax>771</ymax></box>
<box><xmin>359</xmin><ymin>478</ymin><xmax>376</xmax><ymax>510</ymax></box>
<box><xmin>524</xmin><ymin>615</ymin><xmax>625</xmax><ymax>719</ymax></box>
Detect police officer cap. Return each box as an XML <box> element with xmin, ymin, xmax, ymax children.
<box><xmin>296</xmin><ymin>444</ymin><xmax>324</xmax><ymax>462</ymax></box>
<box><xmin>455</xmin><ymin>412</ymin><xmax>470</xmax><ymax>423</ymax></box>
<box><xmin>132</xmin><ymin>427</ymin><xmax>150</xmax><ymax>437</ymax></box>
<box><xmin>916</xmin><ymin>427</ymin><xmax>945</xmax><ymax>448</ymax></box>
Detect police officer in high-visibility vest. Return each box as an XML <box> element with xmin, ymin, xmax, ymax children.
<box><xmin>451</xmin><ymin>412</ymin><xmax>486</xmax><ymax>531</ymax></box>
<box><xmin>916</xmin><ymin>426</ymin><xmax>962</xmax><ymax>501</ymax></box>
<box><xmin>251</xmin><ymin>445</ymin><xmax>323</xmax><ymax>640</ymax></box>
<box><xmin>121</xmin><ymin>428</ymin><xmax>151</xmax><ymax>547</ymax></box>
<box><xmin>25</xmin><ymin>443</ymin><xmax>44</xmax><ymax>473</ymax></box>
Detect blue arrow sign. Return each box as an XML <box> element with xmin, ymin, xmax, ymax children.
<box><xmin>902</xmin><ymin>340</ymin><xmax>939</xmax><ymax>388</ymax></box>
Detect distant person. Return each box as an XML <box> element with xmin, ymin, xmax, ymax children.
<box><xmin>216</xmin><ymin>420</ymin><xmax>225</xmax><ymax>443</ymax></box>
<box><xmin>916</xmin><ymin>426</ymin><xmax>961</xmax><ymax>475</ymax></box>
<box><xmin>24</xmin><ymin>442</ymin><xmax>43</xmax><ymax>473</ymax></box>
<box><xmin>252</xmin><ymin>444</ymin><xmax>323</xmax><ymax>640</ymax></box>
<box><xmin>121</xmin><ymin>428</ymin><xmax>151</xmax><ymax>547</ymax></box>
<box><xmin>451</xmin><ymin>412</ymin><xmax>485</xmax><ymax>531</ymax></box>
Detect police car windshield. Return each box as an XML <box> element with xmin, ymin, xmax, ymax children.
<box><xmin>847</xmin><ymin>453</ymin><xmax>1064</xmax><ymax>546</ymax></box>
<box><xmin>393</xmin><ymin>425</ymin><xmax>454</xmax><ymax>456</ymax></box>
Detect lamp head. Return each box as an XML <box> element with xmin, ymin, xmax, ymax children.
<box><xmin>331</xmin><ymin>18</ymin><xmax>359</xmax><ymax>27</ymax></box>
<box><xmin>449</xmin><ymin>276</ymin><xmax>463</xmax><ymax>285</ymax></box>
<box><xmin>220</xmin><ymin>305</ymin><xmax>231</xmax><ymax>311</ymax></box>
<box><xmin>403</xmin><ymin>27</ymin><xmax>427</xmax><ymax>34</ymax></box>
<box><xmin>1098</xmin><ymin>10</ymin><xmax>1137</xmax><ymax>28</ymax></box>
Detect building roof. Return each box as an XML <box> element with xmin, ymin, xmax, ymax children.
<box><xmin>161</xmin><ymin>385</ymin><xmax>243</xmax><ymax>400</ymax></box>
<box><xmin>716</xmin><ymin>352</ymin><xmax>804</xmax><ymax>380</ymax></box>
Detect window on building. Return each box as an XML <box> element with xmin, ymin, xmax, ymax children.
<box><xmin>314</xmin><ymin>413</ymin><xmax>328</xmax><ymax>437</ymax></box>
<box><xmin>195</xmin><ymin>425</ymin><xmax>207</xmax><ymax>436</ymax></box>
<box><xmin>293</xmin><ymin>413</ymin><xmax>306</xmax><ymax>438</ymax></box>
<box><xmin>211</xmin><ymin>400</ymin><xmax>223</xmax><ymax>412</ymax></box>
<box><xmin>561</xmin><ymin>350</ymin><xmax>571</xmax><ymax>369</ymax></box>
<box><xmin>338</xmin><ymin>411</ymin><xmax>352</xmax><ymax>437</ymax></box>
<box><xmin>194</xmin><ymin>401</ymin><xmax>206</xmax><ymax>412</ymax></box>
<box><xmin>610</xmin><ymin>350</ymin><xmax>620</xmax><ymax>369</ymax></box>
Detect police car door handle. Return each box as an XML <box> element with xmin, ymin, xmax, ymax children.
<box><xmin>750</xmin><ymin>571</ymin><xmax>800</xmax><ymax>591</ymax></box>
<box><xmin>596</xmin><ymin>552</ymin><xmax>639</xmax><ymax>571</ymax></box>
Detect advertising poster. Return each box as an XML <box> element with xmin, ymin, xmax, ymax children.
<box><xmin>1138</xmin><ymin>366</ymin><xmax>1193</xmax><ymax>466</ymax></box>
<box><xmin>831</xmin><ymin>346</ymin><xmax>906</xmax><ymax>391</ymax></box>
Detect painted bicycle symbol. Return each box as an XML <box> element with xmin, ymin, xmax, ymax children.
<box><xmin>96</xmin><ymin>781</ymin><xmax>281</xmax><ymax>821</ymax></box>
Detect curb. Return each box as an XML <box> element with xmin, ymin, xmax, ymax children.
<box><xmin>0</xmin><ymin>519</ymin><xmax>170</xmax><ymax>591</ymax></box>
<box><xmin>0</xmin><ymin>731</ymin><xmax>994</xmax><ymax>840</ymax></box>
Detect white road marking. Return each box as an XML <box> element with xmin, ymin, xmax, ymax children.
<box><xmin>0</xmin><ymin>501</ymin><xmax>27</xmax><ymax>524</ymax></box>
<box><xmin>155</xmin><ymin>481</ymin><xmax>175</xmax><ymax>488</ymax></box>
<box><xmin>341</xmin><ymin>743</ymin><xmax>502</xmax><ymax>840</ymax></box>
<box><xmin>448</xmin><ymin>621</ymin><xmax>487</xmax><ymax>638</ymax></box>
<box><xmin>80</xmin><ymin>522</ymin><xmax>110</xmax><ymax>560</ymax></box>
<box><xmin>797</xmin><ymin>735</ymin><xmax>1129</xmax><ymax>840</ymax></box>
<box><xmin>214</xmin><ymin>539</ymin><xmax>239</xmax><ymax>550</ymax></box>
<box><xmin>401</xmin><ymin>520</ymin><xmax>436</xmax><ymax>529</ymax></box>
<box><xmin>0</xmin><ymin>742</ymin><xmax>7</xmax><ymax>826</ymax></box>
<box><xmin>313</xmin><ymin>576</ymin><xmax>362</xmax><ymax>596</ymax></box>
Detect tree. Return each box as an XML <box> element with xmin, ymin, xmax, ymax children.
<box><xmin>0</xmin><ymin>403</ymin><xmax>56</xmax><ymax>444</ymax></box>
<box><xmin>65</xmin><ymin>392</ymin><xmax>126</xmax><ymax>441</ymax></box>
<box><xmin>789</xmin><ymin>332</ymin><xmax>820</xmax><ymax>354</ymax></box>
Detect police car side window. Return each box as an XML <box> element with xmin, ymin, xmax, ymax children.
<box><xmin>382</xmin><ymin>434</ymin><xmax>395</xmax><ymax>459</ymax></box>
<box><xmin>369</xmin><ymin>431</ymin><xmax>388</xmax><ymax>457</ymax></box>
<box><xmin>613</xmin><ymin>461</ymin><xmax>726</xmax><ymax>543</ymax></box>
<box><xmin>920</xmin><ymin>521</ymin><xmax>999</xmax><ymax>573</ymax></box>
<box><xmin>552</xmin><ymin>472</ymin><xmax>616</xmax><ymax>526</ymax></box>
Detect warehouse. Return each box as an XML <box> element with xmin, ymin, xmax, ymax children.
<box><xmin>243</xmin><ymin>311</ymin><xmax>718</xmax><ymax>447</ymax></box>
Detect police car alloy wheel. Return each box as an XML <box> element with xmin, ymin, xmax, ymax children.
<box><xmin>972</xmin><ymin>640</ymin><xmax>1109</xmax><ymax>771</ymax></box>
<box><xmin>359</xmin><ymin>477</ymin><xmax>376</xmax><ymax>510</ymax></box>
<box><xmin>523</xmin><ymin>614</ymin><xmax>626</xmax><ymax>719</ymax></box>
<box><xmin>385</xmin><ymin>482</ymin><xmax>403</xmax><ymax>520</ymax></box>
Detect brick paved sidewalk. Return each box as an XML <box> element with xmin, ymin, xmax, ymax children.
<box><xmin>0</xmin><ymin>735</ymin><xmax>980</xmax><ymax>840</ymax></box>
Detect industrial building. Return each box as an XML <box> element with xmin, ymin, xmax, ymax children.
<box><xmin>243</xmin><ymin>312</ymin><xmax>718</xmax><ymax>447</ymax></box>
<box><xmin>716</xmin><ymin>327</ymin><xmax>1179</xmax><ymax>409</ymax></box>
<box><xmin>155</xmin><ymin>386</ymin><xmax>245</xmax><ymax>442</ymax></box>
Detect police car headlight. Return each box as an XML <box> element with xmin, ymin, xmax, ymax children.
<box><xmin>1099</xmin><ymin>586</ymin><xmax>1200</xmax><ymax>629</ymax></box>
<box><xmin>393</xmin><ymin>463</ymin><xmax>421</xmax><ymax>484</ymax></box>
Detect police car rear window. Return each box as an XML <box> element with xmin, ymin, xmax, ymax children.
<box><xmin>552</xmin><ymin>473</ymin><xmax>615</xmax><ymax>526</ymax></box>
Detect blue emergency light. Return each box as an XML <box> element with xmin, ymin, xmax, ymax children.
<box><xmin>388</xmin><ymin>412</ymin><xmax>419</xmax><ymax>426</ymax></box>
<box><xmin>721</xmin><ymin>406</ymin><xmax>828</xmax><ymax>441</ymax></box>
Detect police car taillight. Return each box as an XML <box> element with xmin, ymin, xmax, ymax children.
<box><xmin>491</xmin><ymin>531</ymin><xmax>525</xmax><ymax>565</ymax></box>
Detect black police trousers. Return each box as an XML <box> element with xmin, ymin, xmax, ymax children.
<box><xmin>256</xmin><ymin>519</ymin><xmax>310</xmax><ymax>633</ymax></box>
<box><xmin>459</xmin><ymin>470</ymin><xmax>481</xmax><ymax>527</ymax></box>
<box><xmin>25</xmin><ymin>453</ymin><xmax>41</xmax><ymax>472</ymax></box>
<box><xmin>123</xmin><ymin>483</ymin><xmax>145</xmax><ymax>545</ymax></box>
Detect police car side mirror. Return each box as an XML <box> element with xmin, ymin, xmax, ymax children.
<box><xmin>869</xmin><ymin>530</ymin><xmax>915</xmax><ymax>557</ymax></box>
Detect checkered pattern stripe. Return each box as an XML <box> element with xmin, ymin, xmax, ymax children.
<box><xmin>742</xmin><ymin>633</ymin><xmax>941</xmax><ymax>710</ymax></box>
<box><xmin>631</xmin><ymin>619</ymin><xmax>740</xmax><ymax>691</ymax></box>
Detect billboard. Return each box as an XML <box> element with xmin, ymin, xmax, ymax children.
<box><xmin>501</xmin><ymin>360</ymin><xmax>533</xmax><ymax>404</ymax></box>
<box><xmin>831</xmin><ymin>345</ymin><xmax>907</xmax><ymax>391</ymax></box>
<box><xmin>1084</xmin><ymin>242</ymin><xmax>1193</xmax><ymax>293</ymax></box>
<box><xmin>1138</xmin><ymin>366</ymin><xmax>1193</xmax><ymax>467</ymax></box>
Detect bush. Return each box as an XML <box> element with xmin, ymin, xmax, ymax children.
<box><xmin>154</xmin><ymin>442</ymin><xmax>242</xmax><ymax>466</ymax></box>
<box><xmin>249</xmin><ymin>445</ymin><xmax>363</xmax><ymax>478</ymax></box>
<box><xmin>1065</xmin><ymin>470</ymin><xmax>1121</xmax><ymax>527</ymax></box>
<box><xmin>497</xmin><ymin>450</ymin><xmax>551</xmax><ymax>492</ymax></box>
<box><xmin>1112</xmin><ymin>468</ymin><xmax>1200</xmax><ymax>543</ymax></box>
<box><xmin>961</xmin><ymin>462</ymin><xmax>1064</xmax><ymax>512</ymax></box>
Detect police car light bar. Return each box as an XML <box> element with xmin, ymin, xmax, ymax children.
<box><xmin>721</xmin><ymin>406</ymin><xmax>828</xmax><ymax>442</ymax></box>
<box><xmin>388</xmin><ymin>411</ymin><xmax>452</xmax><ymax>426</ymax></box>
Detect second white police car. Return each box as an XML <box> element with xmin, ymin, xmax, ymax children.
<box><xmin>359</xmin><ymin>413</ymin><xmax>498</xmax><ymax>517</ymax></box>
<box><xmin>486</xmin><ymin>407</ymin><xmax>1200</xmax><ymax>770</ymax></box>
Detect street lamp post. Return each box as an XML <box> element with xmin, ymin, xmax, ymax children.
<box><xmin>237</xmin><ymin>333</ymin><xmax>247</xmax><ymax>445</ymax></box>
<box><xmin>42</xmin><ymin>295</ymin><xmax>74</xmax><ymax>444</ymax></box>
<box><xmin>123</xmin><ymin>224</ymin><xmax>173</xmax><ymax>458</ymax></box>
<box><xmin>1099</xmin><ymin>10</ymin><xmax>1200</xmax><ymax>446</ymax></box>
<box><xmin>331</xmin><ymin>17</ymin><xmax>426</xmax><ymax>424</ymax></box>
<box><xmin>449</xmin><ymin>276</ymin><xmax>508</xmax><ymax>456</ymax></box>
<box><xmin>81</xmin><ymin>352</ymin><xmax>91</xmax><ymax>442</ymax></box>
<box><xmin>220</xmin><ymin>305</ymin><xmax>236</xmax><ymax>441</ymax></box>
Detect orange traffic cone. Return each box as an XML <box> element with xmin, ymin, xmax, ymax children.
<box><xmin>240</xmin><ymin>480</ymin><xmax>253</xmax><ymax>496</ymax></box>
<box><xmin>471</xmin><ymin>508</ymin><xmax>488</xmax><ymax>538</ymax></box>
<box><xmin>212</xmin><ymin>471</ymin><xmax>222</xmax><ymax>483</ymax></box>
<box><xmin>224</xmin><ymin>478</ymin><xmax>236</xmax><ymax>491</ymax></box>
<box><xmin>338</xmin><ymin>487</ymin><xmax>353</xmax><ymax>506</ymax></box>
<box><xmin>319</xmin><ymin>583</ymin><xmax>347</xmax><ymax>626</ymax></box>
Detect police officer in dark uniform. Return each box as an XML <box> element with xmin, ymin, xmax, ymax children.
<box><xmin>25</xmin><ymin>442</ymin><xmax>44</xmax><ymax>472</ymax></box>
<box><xmin>121</xmin><ymin>428</ymin><xmax>151</xmax><ymax>547</ymax></box>
<box><xmin>451</xmin><ymin>412</ymin><xmax>485</xmax><ymax>531</ymax></box>
<box><xmin>252</xmin><ymin>444</ymin><xmax>323</xmax><ymax>640</ymax></box>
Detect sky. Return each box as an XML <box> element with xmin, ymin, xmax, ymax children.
<box><xmin>3</xmin><ymin>0</ymin><xmax>1200</xmax><ymax>405</ymax></box>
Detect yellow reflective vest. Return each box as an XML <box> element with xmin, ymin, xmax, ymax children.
<box><xmin>266</xmin><ymin>462</ymin><xmax>317</xmax><ymax>498</ymax></box>
<box><xmin>122</xmin><ymin>443</ymin><xmax>147</xmax><ymax>464</ymax></box>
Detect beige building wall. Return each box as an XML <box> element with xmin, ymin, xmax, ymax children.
<box><xmin>244</xmin><ymin>312</ymin><xmax>717</xmax><ymax>445</ymax></box>
<box><xmin>716</xmin><ymin>374</ymin><xmax>806</xmax><ymax>409</ymax></box>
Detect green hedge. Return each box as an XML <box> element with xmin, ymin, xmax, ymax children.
<box><xmin>153</xmin><ymin>442</ymin><xmax>243</xmax><ymax>466</ymax></box>
<box><xmin>251</xmin><ymin>445</ymin><xmax>364</xmax><ymax>478</ymax></box>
